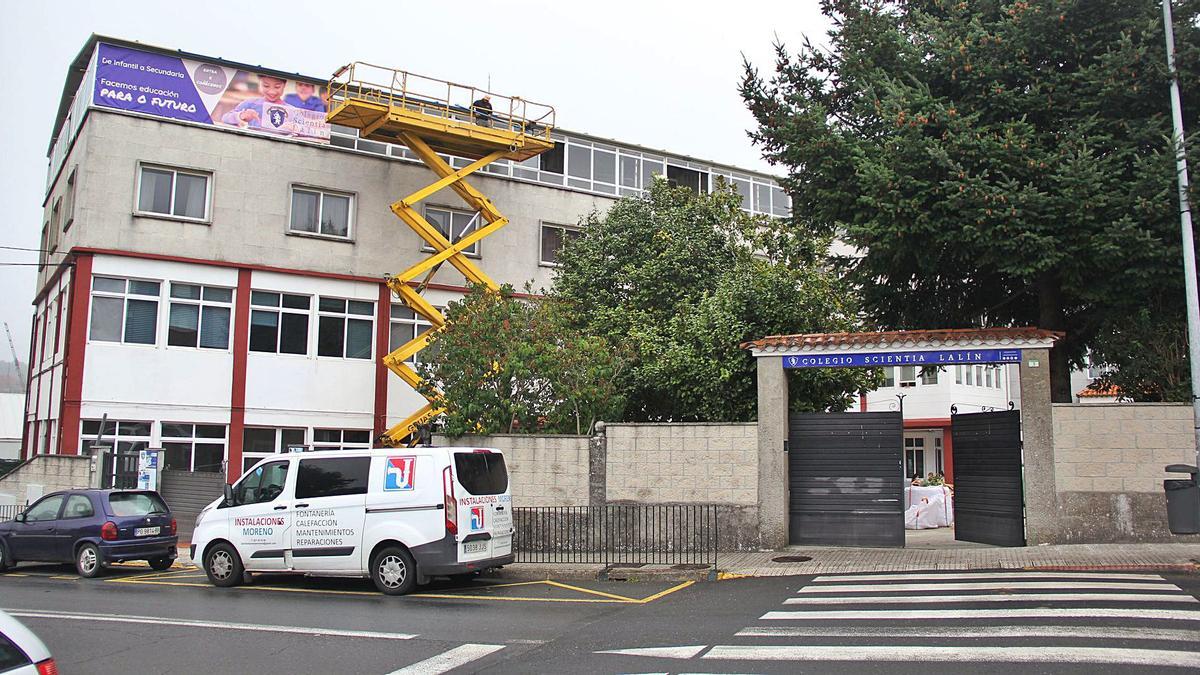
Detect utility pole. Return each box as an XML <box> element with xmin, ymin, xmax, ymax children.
<box><xmin>1162</xmin><ymin>0</ymin><xmax>1200</xmax><ymax>478</ymax></box>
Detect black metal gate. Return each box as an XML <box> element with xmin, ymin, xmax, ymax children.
<box><xmin>788</xmin><ymin>412</ymin><xmax>903</xmax><ymax>547</ymax></box>
<box><xmin>101</xmin><ymin>450</ymin><xmax>140</xmax><ymax>489</ymax></box>
<box><xmin>952</xmin><ymin>409</ymin><xmax>1025</xmax><ymax>546</ymax></box>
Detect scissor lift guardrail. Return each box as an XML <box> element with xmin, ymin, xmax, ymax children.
<box><xmin>327</xmin><ymin>62</ymin><xmax>555</xmax><ymax>446</ymax></box>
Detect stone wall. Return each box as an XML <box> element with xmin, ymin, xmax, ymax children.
<box><xmin>0</xmin><ymin>454</ymin><xmax>95</xmax><ymax>506</ymax></box>
<box><xmin>604</xmin><ymin>423</ymin><xmax>759</xmax><ymax>505</ymax></box>
<box><xmin>434</xmin><ymin>434</ymin><xmax>591</xmax><ymax>507</ymax></box>
<box><xmin>1050</xmin><ymin>403</ymin><xmax>1198</xmax><ymax>542</ymax></box>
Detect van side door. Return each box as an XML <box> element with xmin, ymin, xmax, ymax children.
<box><xmin>289</xmin><ymin>456</ymin><xmax>369</xmax><ymax>572</ymax></box>
<box><xmin>227</xmin><ymin>459</ymin><xmax>293</xmax><ymax>571</ymax></box>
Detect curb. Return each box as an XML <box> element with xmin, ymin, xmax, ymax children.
<box><xmin>481</xmin><ymin>564</ymin><xmax>716</xmax><ymax>583</ymax></box>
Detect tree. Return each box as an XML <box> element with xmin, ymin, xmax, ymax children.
<box><xmin>417</xmin><ymin>285</ymin><xmax>628</xmax><ymax>436</ymax></box>
<box><xmin>742</xmin><ymin>0</ymin><xmax>1200</xmax><ymax>401</ymax></box>
<box><xmin>553</xmin><ymin>179</ymin><xmax>876</xmax><ymax>420</ymax></box>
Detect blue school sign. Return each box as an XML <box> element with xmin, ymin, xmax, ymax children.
<box><xmin>783</xmin><ymin>349</ymin><xmax>1022</xmax><ymax>369</ymax></box>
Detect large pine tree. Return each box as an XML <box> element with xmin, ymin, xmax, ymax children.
<box><xmin>742</xmin><ymin>0</ymin><xmax>1200</xmax><ymax>401</ymax></box>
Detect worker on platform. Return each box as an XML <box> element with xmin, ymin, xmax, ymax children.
<box><xmin>472</xmin><ymin>94</ymin><xmax>493</xmax><ymax>126</ymax></box>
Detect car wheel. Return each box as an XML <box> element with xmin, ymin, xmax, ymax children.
<box><xmin>0</xmin><ymin>542</ymin><xmax>11</xmax><ymax>572</ymax></box>
<box><xmin>148</xmin><ymin>557</ymin><xmax>173</xmax><ymax>571</ymax></box>
<box><xmin>204</xmin><ymin>543</ymin><xmax>244</xmax><ymax>588</ymax></box>
<box><xmin>75</xmin><ymin>543</ymin><xmax>104</xmax><ymax>578</ymax></box>
<box><xmin>371</xmin><ymin>546</ymin><xmax>417</xmax><ymax>596</ymax></box>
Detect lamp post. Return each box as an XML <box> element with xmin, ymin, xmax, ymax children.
<box><xmin>1162</xmin><ymin>0</ymin><xmax>1200</xmax><ymax>480</ymax></box>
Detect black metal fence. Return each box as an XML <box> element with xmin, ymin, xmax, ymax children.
<box><xmin>513</xmin><ymin>504</ymin><xmax>718</xmax><ymax>567</ymax></box>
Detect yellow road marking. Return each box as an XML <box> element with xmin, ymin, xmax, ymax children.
<box><xmin>635</xmin><ymin>580</ymin><xmax>695</xmax><ymax>603</ymax></box>
<box><xmin>2</xmin><ymin>573</ymin><xmax>29</xmax><ymax>577</ymax></box>
<box><xmin>542</xmin><ymin>580</ymin><xmax>637</xmax><ymax>602</ymax></box>
<box><xmin>49</xmin><ymin>575</ymin><xmax>79</xmax><ymax>580</ymax></box>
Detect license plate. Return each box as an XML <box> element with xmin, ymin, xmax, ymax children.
<box><xmin>463</xmin><ymin>540</ymin><xmax>488</xmax><ymax>554</ymax></box>
<box><xmin>134</xmin><ymin>526</ymin><xmax>160</xmax><ymax>537</ymax></box>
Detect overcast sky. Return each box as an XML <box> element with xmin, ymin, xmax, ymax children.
<box><xmin>0</xmin><ymin>0</ymin><xmax>831</xmax><ymax>360</ymax></box>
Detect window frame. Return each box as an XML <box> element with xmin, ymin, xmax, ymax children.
<box><xmin>248</xmin><ymin>290</ymin><xmax>312</xmax><ymax>356</ymax></box>
<box><xmin>287</xmin><ymin>185</ymin><xmax>356</xmax><ymax>241</ymax></box>
<box><xmin>81</xmin><ymin>418</ymin><xmax>153</xmax><ymax>456</ymax></box>
<box><xmin>63</xmin><ymin>166</ymin><xmax>77</xmax><ymax>231</ymax></box>
<box><xmin>311</xmin><ymin>428</ymin><xmax>372</xmax><ymax>452</ymax></box>
<box><xmin>316</xmin><ymin>296</ymin><xmax>375</xmax><ymax>360</ymax></box>
<box><xmin>389</xmin><ymin>304</ymin><xmax>439</xmax><ymax>364</ymax></box>
<box><xmin>160</xmin><ymin>422</ymin><xmax>228</xmax><ymax>473</ymax></box>
<box><xmin>88</xmin><ymin>275</ymin><xmax>162</xmax><ymax>346</ymax></box>
<box><xmin>295</xmin><ymin>456</ymin><xmax>372</xmax><ymax>499</ymax></box>
<box><xmin>134</xmin><ymin>163</ymin><xmax>213</xmax><ymax>223</ymax></box>
<box><xmin>62</xmin><ymin>493</ymin><xmax>96</xmax><ymax>519</ymax></box>
<box><xmin>421</xmin><ymin>205</ymin><xmax>482</xmax><ymax>258</ymax></box>
<box><xmin>167</xmin><ymin>282</ymin><xmax>234</xmax><ymax>351</ymax></box>
<box><xmin>538</xmin><ymin>222</ymin><xmax>582</xmax><ymax>267</ymax></box>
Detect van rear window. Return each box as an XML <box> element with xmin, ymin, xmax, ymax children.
<box><xmin>108</xmin><ymin>492</ymin><xmax>169</xmax><ymax>516</ymax></box>
<box><xmin>454</xmin><ymin>452</ymin><xmax>508</xmax><ymax>495</ymax></box>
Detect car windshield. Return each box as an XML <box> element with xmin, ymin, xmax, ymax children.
<box><xmin>108</xmin><ymin>492</ymin><xmax>169</xmax><ymax>516</ymax></box>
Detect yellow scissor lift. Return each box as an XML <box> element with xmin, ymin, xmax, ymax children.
<box><xmin>327</xmin><ymin>63</ymin><xmax>556</xmax><ymax>446</ymax></box>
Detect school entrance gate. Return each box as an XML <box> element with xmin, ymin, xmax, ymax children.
<box><xmin>745</xmin><ymin>328</ymin><xmax>1061</xmax><ymax>549</ymax></box>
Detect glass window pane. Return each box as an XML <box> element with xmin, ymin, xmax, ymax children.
<box><xmin>168</xmin><ymin>303</ymin><xmax>200</xmax><ymax>347</ymax></box>
<box><xmin>321</xmin><ymin>194</ymin><xmax>351</xmax><ymax>237</ymax></box>
<box><xmin>391</xmin><ymin>304</ymin><xmax>414</xmax><ymax>320</ymax></box>
<box><xmin>161</xmin><ymin>422</ymin><xmax>193</xmax><ymax>438</ymax></box>
<box><xmin>139</xmin><ymin>168</ymin><xmax>173</xmax><ymax>214</ymax></box>
<box><xmin>162</xmin><ymin>442</ymin><xmax>192</xmax><ymax>471</ymax></box>
<box><xmin>318</xmin><ymin>316</ymin><xmax>345</xmax><ymax>357</ymax></box>
<box><xmin>280</xmin><ymin>312</ymin><xmax>309</xmax><ymax>354</ymax></box>
<box><xmin>319</xmin><ymin>297</ymin><xmax>346</xmax><ymax>313</ymax></box>
<box><xmin>129</xmin><ymin>280</ymin><xmax>160</xmax><ymax>296</ymax></box>
<box><xmin>243</xmin><ymin>427</ymin><xmax>277</xmax><ymax>454</ymax></box>
<box><xmin>291</xmin><ymin>189</ymin><xmax>319</xmax><ymax>233</ymax></box>
<box><xmin>174</xmin><ymin>173</ymin><xmax>208</xmax><ymax>219</ymax></box>
<box><xmin>196</xmin><ymin>425</ymin><xmax>226</xmax><ymax>439</ymax></box>
<box><xmin>771</xmin><ymin>186</ymin><xmax>789</xmax><ymax>216</ymax></box>
<box><xmin>346</xmin><ymin>318</ymin><xmax>373</xmax><ymax>359</ymax></box>
<box><xmin>64</xmin><ymin>494</ymin><xmax>95</xmax><ymax>518</ymax></box>
<box><xmin>313</xmin><ymin>428</ymin><xmax>341</xmax><ymax>443</ymax></box>
<box><xmin>296</xmin><ymin>457</ymin><xmax>371</xmax><ymax>498</ymax></box>
<box><xmin>619</xmin><ymin>155</ymin><xmax>639</xmax><ymax>188</ymax></box>
<box><xmin>538</xmin><ymin>142</ymin><xmax>565</xmax><ymax>174</ymax></box>
<box><xmin>734</xmin><ymin>179</ymin><xmax>751</xmax><ymax>210</ymax></box>
<box><xmin>203</xmin><ymin>287</ymin><xmax>233</xmax><ymax>303</ymax></box>
<box><xmin>593</xmin><ymin>150</ymin><xmax>616</xmax><ymax>184</ymax></box>
<box><xmin>281</xmin><ymin>428</ymin><xmax>306</xmax><ymax>449</ymax></box>
<box><xmin>249</xmin><ymin>310</ymin><xmax>279</xmax><ymax>353</ymax></box>
<box><xmin>170</xmin><ymin>283</ymin><xmax>201</xmax><ymax>300</ymax></box>
<box><xmin>124</xmin><ymin>299</ymin><xmax>158</xmax><ymax>344</ymax></box>
<box><xmin>90</xmin><ymin>296</ymin><xmax>124</xmax><ymax>342</ymax></box>
<box><xmin>541</xmin><ymin>225</ymin><xmax>562</xmax><ymax>264</ymax></box>
<box><xmin>641</xmin><ymin>158</ymin><xmax>663</xmax><ymax>186</ymax></box>
<box><xmin>425</xmin><ymin>208</ymin><xmax>449</xmax><ymax>240</ymax></box>
<box><xmin>389</xmin><ymin>322</ymin><xmax>412</xmax><ymax>352</ymax></box>
<box><xmin>94</xmin><ymin>277</ymin><xmax>126</xmax><ymax>293</ymax></box>
<box><xmin>451</xmin><ymin>212</ymin><xmax>474</xmax><ymax>242</ymax></box>
<box><xmin>200</xmin><ymin>305</ymin><xmax>231</xmax><ymax>349</ymax></box>
<box><xmin>347</xmin><ymin>300</ymin><xmax>374</xmax><ymax>316</ymax></box>
<box><xmin>119</xmin><ymin>421</ymin><xmax>151</xmax><ymax>436</ymax></box>
<box><xmin>344</xmin><ymin>430</ymin><xmax>371</xmax><ymax>444</ymax></box>
<box><xmin>192</xmin><ymin>444</ymin><xmax>224</xmax><ymax>472</ymax></box>
<box><xmin>282</xmin><ymin>294</ymin><xmax>310</xmax><ymax>310</ymax></box>
<box><xmin>251</xmin><ymin>291</ymin><xmax>280</xmax><ymax>307</ymax></box>
<box><xmin>567</xmin><ymin>144</ymin><xmax>590</xmax><ymax>179</ymax></box>
<box><xmin>754</xmin><ymin>183</ymin><xmax>771</xmax><ymax>212</ymax></box>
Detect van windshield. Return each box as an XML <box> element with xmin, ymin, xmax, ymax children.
<box><xmin>454</xmin><ymin>452</ymin><xmax>508</xmax><ymax>495</ymax></box>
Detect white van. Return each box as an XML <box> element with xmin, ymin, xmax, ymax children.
<box><xmin>189</xmin><ymin>447</ymin><xmax>513</xmax><ymax>595</ymax></box>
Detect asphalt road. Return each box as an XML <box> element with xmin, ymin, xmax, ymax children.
<box><xmin>2</xmin><ymin>563</ymin><xmax>1199</xmax><ymax>673</ymax></box>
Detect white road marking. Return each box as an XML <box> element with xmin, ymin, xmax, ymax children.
<box><xmin>701</xmin><ymin>645</ymin><xmax>1200</xmax><ymax>667</ymax></box>
<box><xmin>4</xmin><ymin>608</ymin><xmax>417</xmax><ymax>640</ymax></box>
<box><xmin>597</xmin><ymin>645</ymin><xmax>708</xmax><ymax>659</ymax></box>
<box><xmin>763</xmin><ymin>607</ymin><xmax>1200</xmax><ymax>621</ymax></box>
<box><xmin>813</xmin><ymin>572</ymin><xmax>1167</xmax><ymax>582</ymax></box>
<box><xmin>798</xmin><ymin>581</ymin><xmax>1178</xmax><ymax>593</ymax></box>
<box><xmin>784</xmin><ymin>592</ymin><xmax>1197</xmax><ymax>605</ymax></box>
<box><xmin>735</xmin><ymin>625</ymin><xmax>1200</xmax><ymax>641</ymax></box>
<box><xmin>387</xmin><ymin>644</ymin><xmax>505</xmax><ymax>675</ymax></box>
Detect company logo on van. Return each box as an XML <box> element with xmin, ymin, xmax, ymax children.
<box><xmin>470</xmin><ymin>506</ymin><xmax>485</xmax><ymax>531</ymax></box>
<box><xmin>384</xmin><ymin>456</ymin><xmax>416</xmax><ymax>491</ymax></box>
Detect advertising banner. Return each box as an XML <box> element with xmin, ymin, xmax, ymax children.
<box><xmin>93</xmin><ymin>43</ymin><xmax>330</xmax><ymax>143</ymax></box>
<box><xmin>783</xmin><ymin>349</ymin><xmax>1023</xmax><ymax>369</ymax></box>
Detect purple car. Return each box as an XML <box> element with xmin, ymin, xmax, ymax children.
<box><xmin>0</xmin><ymin>489</ymin><xmax>177</xmax><ymax>578</ymax></box>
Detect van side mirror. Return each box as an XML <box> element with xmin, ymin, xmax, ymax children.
<box><xmin>223</xmin><ymin>483</ymin><xmax>235</xmax><ymax>507</ymax></box>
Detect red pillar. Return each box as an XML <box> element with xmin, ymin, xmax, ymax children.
<box><xmin>373</xmin><ymin>283</ymin><xmax>391</xmax><ymax>443</ymax></box>
<box><xmin>859</xmin><ymin>393</ymin><xmax>867</xmax><ymax>412</ymax></box>
<box><xmin>58</xmin><ymin>254</ymin><xmax>93</xmax><ymax>456</ymax></box>
<box><xmin>943</xmin><ymin>426</ymin><xmax>955</xmax><ymax>484</ymax></box>
<box><xmin>227</xmin><ymin>269</ymin><xmax>252</xmax><ymax>482</ymax></box>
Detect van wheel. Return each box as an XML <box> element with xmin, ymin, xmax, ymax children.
<box><xmin>204</xmin><ymin>543</ymin><xmax>244</xmax><ymax>588</ymax></box>
<box><xmin>148</xmin><ymin>557</ymin><xmax>173</xmax><ymax>571</ymax></box>
<box><xmin>371</xmin><ymin>546</ymin><xmax>417</xmax><ymax>595</ymax></box>
<box><xmin>76</xmin><ymin>543</ymin><xmax>104</xmax><ymax>578</ymax></box>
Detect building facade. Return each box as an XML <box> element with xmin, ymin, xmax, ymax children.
<box><xmin>23</xmin><ymin>36</ymin><xmax>791</xmax><ymax>481</ymax></box>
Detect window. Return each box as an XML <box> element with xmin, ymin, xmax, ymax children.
<box><xmin>81</xmin><ymin>419</ymin><xmax>152</xmax><ymax>455</ymax></box>
<box><xmin>567</xmin><ymin>143</ymin><xmax>591</xmax><ymax>179</ymax></box>
<box><xmin>89</xmin><ymin>276</ymin><xmax>160</xmax><ymax>345</ymax></box>
<box><xmin>955</xmin><ymin>366</ymin><xmax>964</xmax><ymax>384</ymax></box>
<box><xmin>235</xmin><ymin>460</ymin><xmax>290</xmax><ymax>505</ymax></box>
<box><xmin>0</xmin><ymin>632</ymin><xmax>33</xmax><ymax>671</ymax></box>
<box><xmin>24</xmin><ymin>495</ymin><xmax>64</xmax><ymax>522</ymax></box>
<box><xmin>108</xmin><ymin>492</ymin><xmax>168</xmax><ymax>516</ymax></box>
<box><xmin>317</xmin><ymin>296</ymin><xmax>374</xmax><ymax>359</ymax></box>
<box><xmin>137</xmin><ymin>165</ymin><xmax>209</xmax><ymax>220</ymax></box>
<box><xmin>935</xmin><ymin>436</ymin><xmax>944</xmax><ymax>474</ymax></box>
<box><xmin>63</xmin><ymin>166</ymin><xmax>77</xmax><ymax>230</ymax></box>
<box><xmin>453</xmin><ymin>451</ymin><xmax>509</xmax><ymax>495</ymax></box>
<box><xmin>539</xmin><ymin>142</ymin><xmax>565</xmax><ymax>174</ymax></box>
<box><xmin>898</xmin><ymin>366</ymin><xmax>917</xmax><ymax>387</ymax></box>
<box><xmin>423</xmin><ymin>206</ymin><xmax>480</xmax><ymax>256</ymax></box>
<box><xmin>50</xmin><ymin>197</ymin><xmax>62</xmax><ymax>236</ymax></box>
<box><xmin>540</xmin><ymin>223</ymin><xmax>582</xmax><ymax>265</ymax></box>
<box><xmin>249</xmin><ymin>291</ymin><xmax>310</xmax><ymax>355</ymax></box>
<box><xmin>312</xmin><ymin>428</ymin><xmax>372</xmax><ymax>451</ymax></box>
<box><xmin>296</xmin><ymin>457</ymin><xmax>371</xmax><ymax>499</ymax></box>
<box><xmin>904</xmin><ymin>437</ymin><xmax>926</xmax><ymax>479</ymax></box>
<box><xmin>168</xmin><ymin>282</ymin><xmax>233</xmax><ymax>349</ymax></box>
<box><xmin>920</xmin><ymin>367</ymin><xmax>939</xmax><ymax>386</ymax></box>
<box><xmin>593</xmin><ymin>149</ymin><xmax>616</xmax><ymax>186</ymax></box>
<box><xmin>242</xmin><ymin>427</ymin><xmax>306</xmax><ymax>473</ymax></box>
<box><xmin>882</xmin><ymin>367</ymin><xmax>895</xmax><ymax>388</ymax></box>
<box><xmin>390</xmin><ymin>304</ymin><xmax>437</xmax><ymax>364</ymax></box>
<box><xmin>619</xmin><ymin>154</ymin><xmax>639</xmax><ymax>188</ymax></box>
<box><xmin>965</xmin><ymin>366</ymin><xmax>975</xmax><ymax>386</ymax></box>
<box><xmin>63</xmin><ymin>494</ymin><xmax>95</xmax><ymax>519</ymax></box>
<box><xmin>985</xmin><ymin>366</ymin><xmax>994</xmax><ymax>388</ymax></box>
<box><xmin>667</xmin><ymin>165</ymin><xmax>706</xmax><ymax>194</ymax></box>
<box><xmin>161</xmin><ymin>422</ymin><xmax>227</xmax><ymax>473</ymax></box>
<box><xmin>290</xmin><ymin>187</ymin><xmax>352</xmax><ymax>239</ymax></box>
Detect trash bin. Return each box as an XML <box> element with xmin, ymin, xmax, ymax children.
<box><xmin>1164</xmin><ymin>464</ymin><xmax>1200</xmax><ymax>535</ymax></box>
